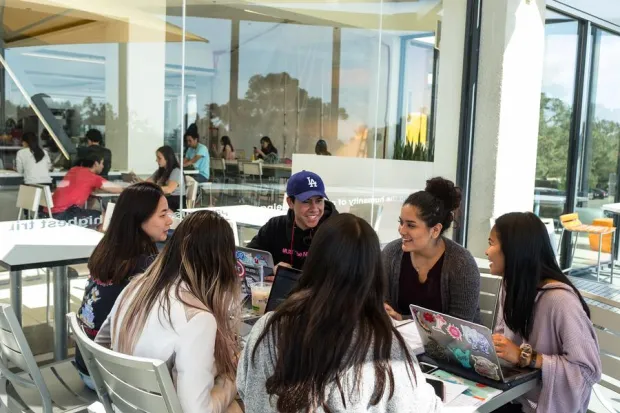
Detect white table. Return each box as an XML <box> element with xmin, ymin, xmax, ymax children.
<box><xmin>0</xmin><ymin>219</ymin><xmax>103</xmax><ymax>360</ymax></box>
<box><xmin>182</xmin><ymin>205</ymin><xmax>286</xmax><ymax>228</ymax></box>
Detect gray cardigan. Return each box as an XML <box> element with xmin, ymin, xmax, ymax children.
<box><xmin>382</xmin><ymin>237</ymin><xmax>481</xmax><ymax>323</ymax></box>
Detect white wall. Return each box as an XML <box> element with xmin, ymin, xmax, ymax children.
<box><xmin>467</xmin><ymin>0</ymin><xmax>546</xmax><ymax>256</ymax></box>
<box><xmin>291</xmin><ymin>154</ymin><xmax>435</xmax><ymax>244</ymax></box>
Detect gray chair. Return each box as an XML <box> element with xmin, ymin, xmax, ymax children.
<box><xmin>0</xmin><ymin>305</ymin><xmax>97</xmax><ymax>413</ymax></box>
<box><xmin>16</xmin><ymin>185</ymin><xmax>42</xmax><ymax>220</ymax></box>
<box><xmin>580</xmin><ymin>291</ymin><xmax>620</xmax><ymax>413</ymax></box>
<box><xmin>67</xmin><ymin>313</ymin><xmax>183</xmax><ymax>413</ymax></box>
<box><xmin>479</xmin><ymin>274</ymin><xmax>502</xmax><ymax>330</ymax></box>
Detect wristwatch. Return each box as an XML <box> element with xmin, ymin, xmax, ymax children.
<box><xmin>518</xmin><ymin>343</ymin><xmax>533</xmax><ymax>368</ymax></box>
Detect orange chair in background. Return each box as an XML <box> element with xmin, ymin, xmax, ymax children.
<box><xmin>559</xmin><ymin>213</ymin><xmax>615</xmax><ymax>283</ymax></box>
<box><xmin>589</xmin><ymin>218</ymin><xmax>614</xmax><ymax>253</ymax></box>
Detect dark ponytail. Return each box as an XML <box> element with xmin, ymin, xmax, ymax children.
<box><xmin>22</xmin><ymin>132</ymin><xmax>45</xmax><ymax>163</ymax></box>
<box><xmin>403</xmin><ymin>177</ymin><xmax>461</xmax><ymax>234</ymax></box>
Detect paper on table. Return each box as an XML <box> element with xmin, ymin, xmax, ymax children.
<box><xmin>424</xmin><ymin>374</ymin><xmax>468</xmax><ymax>404</ymax></box>
<box><xmin>395</xmin><ymin>320</ymin><xmax>424</xmax><ymax>355</ymax></box>
<box><xmin>430</xmin><ymin>370</ymin><xmax>502</xmax><ymax>408</ymax></box>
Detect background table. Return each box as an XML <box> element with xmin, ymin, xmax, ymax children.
<box><xmin>0</xmin><ymin>219</ymin><xmax>102</xmax><ymax>360</ymax></box>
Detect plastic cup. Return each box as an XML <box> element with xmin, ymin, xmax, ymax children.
<box><xmin>251</xmin><ymin>282</ymin><xmax>272</xmax><ymax>315</ymax></box>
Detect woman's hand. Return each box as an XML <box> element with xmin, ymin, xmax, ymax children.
<box><xmin>384</xmin><ymin>303</ymin><xmax>403</xmax><ymax>321</ymax></box>
<box><xmin>492</xmin><ymin>334</ymin><xmax>521</xmax><ymax>365</ymax></box>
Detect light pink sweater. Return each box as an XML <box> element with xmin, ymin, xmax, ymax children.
<box><xmin>495</xmin><ymin>283</ymin><xmax>602</xmax><ymax>413</ymax></box>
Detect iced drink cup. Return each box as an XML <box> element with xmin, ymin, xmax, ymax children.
<box><xmin>251</xmin><ymin>282</ymin><xmax>272</xmax><ymax>315</ymax></box>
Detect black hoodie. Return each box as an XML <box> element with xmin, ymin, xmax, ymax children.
<box><xmin>246</xmin><ymin>200</ymin><xmax>338</xmax><ymax>270</ymax></box>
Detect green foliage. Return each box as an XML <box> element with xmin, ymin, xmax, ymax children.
<box><xmin>392</xmin><ymin>138</ymin><xmax>434</xmax><ymax>162</ymax></box>
<box><xmin>537</xmin><ymin>93</ymin><xmax>620</xmax><ymax>190</ymax></box>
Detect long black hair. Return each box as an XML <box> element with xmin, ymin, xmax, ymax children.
<box><xmin>403</xmin><ymin>177</ymin><xmax>461</xmax><ymax>235</ymax></box>
<box><xmin>494</xmin><ymin>212</ymin><xmax>590</xmax><ymax>340</ymax></box>
<box><xmin>260</xmin><ymin>136</ymin><xmax>277</xmax><ymax>153</ymax></box>
<box><xmin>88</xmin><ymin>182</ymin><xmax>162</xmax><ymax>284</ymax></box>
<box><xmin>153</xmin><ymin>145</ymin><xmax>180</xmax><ymax>185</ymax></box>
<box><xmin>315</xmin><ymin>139</ymin><xmax>331</xmax><ymax>156</ymax></box>
<box><xmin>252</xmin><ymin>213</ymin><xmax>416</xmax><ymax>412</ymax></box>
<box><xmin>220</xmin><ymin>135</ymin><xmax>234</xmax><ymax>152</ymax></box>
<box><xmin>22</xmin><ymin>132</ymin><xmax>45</xmax><ymax>163</ymax></box>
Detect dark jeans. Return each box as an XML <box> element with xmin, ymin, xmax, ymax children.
<box><xmin>53</xmin><ymin>205</ymin><xmax>102</xmax><ymax>229</ymax></box>
<box><xmin>193</xmin><ymin>173</ymin><xmax>209</xmax><ymax>183</ymax></box>
<box><xmin>492</xmin><ymin>402</ymin><xmax>523</xmax><ymax>412</ymax></box>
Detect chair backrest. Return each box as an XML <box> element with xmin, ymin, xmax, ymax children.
<box><xmin>185</xmin><ymin>176</ymin><xmax>198</xmax><ymax>209</ymax></box>
<box><xmin>579</xmin><ymin>291</ymin><xmax>620</xmax><ymax>395</ymax></box>
<box><xmin>0</xmin><ymin>305</ymin><xmax>53</xmax><ymax>412</ymax></box>
<box><xmin>349</xmin><ymin>203</ymin><xmax>383</xmax><ymax>232</ymax></box>
<box><xmin>16</xmin><ymin>185</ymin><xmax>42</xmax><ymax>220</ymax></box>
<box><xmin>67</xmin><ymin>313</ymin><xmax>184</xmax><ymax>413</ymax></box>
<box><xmin>103</xmin><ymin>202</ymin><xmax>116</xmax><ymax>232</ymax></box>
<box><xmin>241</xmin><ymin>161</ymin><xmax>262</xmax><ymax>177</ymax></box>
<box><xmin>560</xmin><ymin>213</ymin><xmax>582</xmax><ymax>229</ymax></box>
<box><xmin>31</xmin><ymin>184</ymin><xmax>54</xmax><ymax>218</ymax></box>
<box><xmin>211</xmin><ymin>158</ymin><xmax>226</xmax><ymax>172</ymax></box>
<box><xmin>237</xmin><ymin>149</ymin><xmax>246</xmax><ymax>160</ymax></box>
<box><xmin>479</xmin><ymin>274</ymin><xmax>502</xmax><ymax>330</ymax></box>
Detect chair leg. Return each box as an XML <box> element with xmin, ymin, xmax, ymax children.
<box><xmin>571</xmin><ymin>232</ymin><xmax>578</xmax><ymax>266</ymax></box>
<box><xmin>558</xmin><ymin>229</ymin><xmax>565</xmax><ymax>255</ymax></box>
<box><xmin>597</xmin><ymin>233</ymin><xmax>602</xmax><ymax>283</ymax></box>
<box><xmin>46</xmin><ymin>268</ymin><xmax>51</xmax><ymax>324</ymax></box>
<box><xmin>610</xmin><ymin>231</ymin><xmax>615</xmax><ymax>284</ymax></box>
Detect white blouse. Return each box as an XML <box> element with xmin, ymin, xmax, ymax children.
<box><xmin>16</xmin><ymin>148</ymin><xmax>52</xmax><ymax>184</ymax></box>
<box><xmin>96</xmin><ymin>284</ymin><xmax>237</xmax><ymax>413</ymax></box>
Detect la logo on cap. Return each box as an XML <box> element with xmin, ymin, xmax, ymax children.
<box><xmin>307</xmin><ymin>177</ymin><xmax>318</xmax><ymax>188</ymax></box>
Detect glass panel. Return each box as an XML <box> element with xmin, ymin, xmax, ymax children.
<box><xmin>572</xmin><ymin>28</ymin><xmax>620</xmax><ymax>276</ymax></box>
<box><xmin>533</xmin><ymin>10</ymin><xmax>579</xmax><ymax>255</ymax></box>
<box><xmin>555</xmin><ymin>0</ymin><xmax>620</xmax><ymax>27</ymax></box>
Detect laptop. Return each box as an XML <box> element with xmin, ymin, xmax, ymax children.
<box><xmin>409</xmin><ymin>304</ymin><xmax>540</xmax><ymax>390</ymax></box>
<box><xmin>236</xmin><ymin>247</ymin><xmax>275</xmax><ymax>301</ymax></box>
<box><xmin>239</xmin><ymin>266</ymin><xmax>303</xmax><ymax>337</ymax></box>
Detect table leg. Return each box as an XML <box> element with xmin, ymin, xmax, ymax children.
<box><xmin>9</xmin><ymin>271</ymin><xmax>22</xmax><ymax>325</ymax></box>
<box><xmin>53</xmin><ymin>266</ymin><xmax>68</xmax><ymax>361</ymax></box>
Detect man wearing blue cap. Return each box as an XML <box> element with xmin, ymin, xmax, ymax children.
<box><xmin>247</xmin><ymin>170</ymin><xmax>338</xmax><ymax>271</ymax></box>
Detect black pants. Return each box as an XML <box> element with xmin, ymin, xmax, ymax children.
<box><xmin>193</xmin><ymin>173</ymin><xmax>209</xmax><ymax>183</ymax></box>
<box><xmin>492</xmin><ymin>402</ymin><xmax>523</xmax><ymax>412</ymax></box>
<box><xmin>53</xmin><ymin>205</ymin><xmax>102</xmax><ymax>229</ymax></box>
<box><xmin>165</xmin><ymin>195</ymin><xmax>186</xmax><ymax>212</ymax></box>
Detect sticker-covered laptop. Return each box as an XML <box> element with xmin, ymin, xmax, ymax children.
<box><xmin>409</xmin><ymin>304</ymin><xmax>539</xmax><ymax>389</ymax></box>
<box><xmin>235</xmin><ymin>247</ymin><xmax>274</xmax><ymax>301</ymax></box>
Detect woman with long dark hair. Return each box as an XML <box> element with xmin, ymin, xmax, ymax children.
<box><xmin>96</xmin><ymin>211</ymin><xmax>242</xmax><ymax>413</ymax></box>
<box><xmin>144</xmin><ymin>145</ymin><xmax>183</xmax><ymax>211</ymax></box>
<box><xmin>220</xmin><ymin>135</ymin><xmax>236</xmax><ymax>160</ymax></box>
<box><xmin>254</xmin><ymin>136</ymin><xmax>278</xmax><ymax>160</ymax></box>
<box><xmin>75</xmin><ymin>182</ymin><xmax>171</xmax><ymax>388</ymax></box>
<box><xmin>315</xmin><ymin>139</ymin><xmax>331</xmax><ymax>156</ymax></box>
<box><xmin>383</xmin><ymin>177</ymin><xmax>481</xmax><ymax>322</ymax></box>
<box><xmin>238</xmin><ymin>213</ymin><xmax>441</xmax><ymax>412</ymax></box>
<box><xmin>488</xmin><ymin>212</ymin><xmax>601</xmax><ymax>413</ymax></box>
<box><xmin>16</xmin><ymin>131</ymin><xmax>52</xmax><ymax>185</ymax></box>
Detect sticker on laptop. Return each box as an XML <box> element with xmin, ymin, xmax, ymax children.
<box><xmin>424</xmin><ymin>337</ymin><xmax>449</xmax><ymax>361</ymax></box>
<box><xmin>462</xmin><ymin>325</ymin><xmax>492</xmax><ymax>355</ymax></box>
<box><xmin>254</xmin><ymin>254</ymin><xmax>270</xmax><ymax>267</ymax></box>
<box><xmin>414</xmin><ymin>311</ymin><xmax>432</xmax><ymax>334</ymax></box>
<box><xmin>432</xmin><ymin>314</ymin><xmax>448</xmax><ymax>333</ymax></box>
<box><xmin>236</xmin><ymin>260</ymin><xmax>245</xmax><ymax>279</ymax></box>
<box><xmin>472</xmin><ymin>355</ymin><xmax>500</xmax><ymax>381</ymax></box>
<box><xmin>446</xmin><ymin>324</ymin><xmax>463</xmax><ymax>341</ymax></box>
<box><xmin>448</xmin><ymin>345</ymin><xmax>471</xmax><ymax>369</ymax></box>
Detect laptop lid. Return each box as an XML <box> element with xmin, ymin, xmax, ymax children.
<box><xmin>409</xmin><ymin>304</ymin><xmax>534</xmax><ymax>385</ymax></box>
<box><xmin>264</xmin><ymin>266</ymin><xmax>302</xmax><ymax>313</ymax></box>
<box><xmin>236</xmin><ymin>247</ymin><xmax>275</xmax><ymax>299</ymax></box>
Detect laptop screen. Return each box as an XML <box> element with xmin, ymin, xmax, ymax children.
<box><xmin>265</xmin><ymin>267</ymin><xmax>303</xmax><ymax>312</ymax></box>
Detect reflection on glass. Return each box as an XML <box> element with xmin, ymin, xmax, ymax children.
<box><xmin>572</xmin><ymin>28</ymin><xmax>620</xmax><ymax>271</ymax></box>
<box><xmin>533</xmin><ymin>11</ymin><xmax>579</xmax><ymax>236</ymax></box>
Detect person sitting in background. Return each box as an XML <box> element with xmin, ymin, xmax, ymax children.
<box><xmin>139</xmin><ymin>145</ymin><xmax>184</xmax><ymax>211</ymax></box>
<box><xmin>238</xmin><ymin>213</ymin><xmax>442</xmax><ymax>412</ymax></box>
<box><xmin>314</xmin><ymin>139</ymin><xmax>331</xmax><ymax>156</ymax></box>
<box><xmin>95</xmin><ymin>211</ymin><xmax>242</xmax><ymax>413</ymax></box>
<box><xmin>382</xmin><ymin>177</ymin><xmax>481</xmax><ymax>323</ymax></box>
<box><xmin>76</xmin><ymin>129</ymin><xmax>112</xmax><ymax>178</ymax></box>
<box><xmin>488</xmin><ymin>212</ymin><xmax>601</xmax><ymax>413</ymax></box>
<box><xmin>16</xmin><ymin>131</ymin><xmax>52</xmax><ymax>185</ymax></box>
<box><xmin>247</xmin><ymin>170</ymin><xmax>338</xmax><ymax>272</ymax></box>
<box><xmin>220</xmin><ymin>136</ymin><xmax>236</xmax><ymax>160</ymax></box>
<box><xmin>51</xmin><ymin>154</ymin><xmax>123</xmax><ymax>225</ymax></box>
<box><xmin>254</xmin><ymin>136</ymin><xmax>278</xmax><ymax>160</ymax></box>
<box><xmin>183</xmin><ymin>132</ymin><xmax>210</xmax><ymax>183</ymax></box>
<box><xmin>75</xmin><ymin>182</ymin><xmax>171</xmax><ymax>390</ymax></box>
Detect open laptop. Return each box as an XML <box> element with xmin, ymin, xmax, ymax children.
<box><xmin>409</xmin><ymin>304</ymin><xmax>540</xmax><ymax>390</ymax></box>
<box><xmin>236</xmin><ymin>247</ymin><xmax>275</xmax><ymax>301</ymax></box>
<box><xmin>239</xmin><ymin>266</ymin><xmax>303</xmax><ymax>337</ymax></box>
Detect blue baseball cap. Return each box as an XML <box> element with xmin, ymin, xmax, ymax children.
<box><xmin>286</xmin><ymin>170</ymin><xmax>327</xmax><ymax>202</ymax></box>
